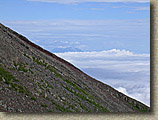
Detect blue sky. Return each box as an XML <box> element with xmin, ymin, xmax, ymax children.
<box><xmin>0</xmin><ymin>0</ymin><xmax>149</xmax><ymax>20</ymax></box>
<box><xmin>0</xmin><ymin>0</ymin><xmax>150</xmax><ymax>106</ymax></box>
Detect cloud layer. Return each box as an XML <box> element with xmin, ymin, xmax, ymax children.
<box><xmin>28</xmin><ymin>0</ymin><xmax>150</xmax><ymax>4</ymax></box>
<box><xmin>55</xmin><ymin>49</ymin><xmax>150</xmax><ymax>106</ymax></box>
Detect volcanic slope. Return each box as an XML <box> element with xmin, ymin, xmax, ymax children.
<box><xmin>0</xmin><ymin>23</ymin><xmax>149</xmax><ymax>112</ymax></box>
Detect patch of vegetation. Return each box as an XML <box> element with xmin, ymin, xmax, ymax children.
<box><xmin>32</xmin><ymin>56</ymin><xmax>47</xmax><ymax>67</ymax></box>
<box><xmin>18</xmin><ymin>66</ymin><xmax>28</xmax><ymax>72</ymax></box>
<box><xmin>61</xmin><ymin>77</ymin><xmax>109</xmax><ymax>112</ymax></box>
<box><xmin>46</xmin><ymin>96</ymin><xmax>50</xmax><ymax>101</ymax></box>
<box><xmin>141</xmin><ymin>105</ymin><xmax>148</xmax><ymax>112</ymax></box>
<box><xmin>5</xmin><ymin>79</ymin><xmax>11</xmax><ymax>84</ymax></box>
<box><xmin>41</xmin><ymin>104</ymin><xmax>48</xmax><ymax>108</ymax></box>
<box><xmin>0</xmin><ymin>69</ymin><xmax>31</xmax><ymax>96</ymax></box>
<box><xmin>14</xmin><ymin>62</ymin><xmax>28</xmax><ymax>72</ymax></box>
<box><xmin>11</xmin><ymin>83</ymin><xmax>18</xmax><ymax>90</ymax></box>
<box><xmin>128</xmin><ymin>101</ymin><xmax>148</xmax><ymax>112</ymax></box>
<box><xmin>47</xmin><ymin>84</ymin><xmax>52</xmax><ymax>88</ymax></box>
<box><xmin>23</xmin><ymin>53</ymin><xmax>31</xmax><ymax>59</ymax></box>
<box><xmin>25</xmin><ymin>92</ymin><xmax>30</xmax><ymax>96</ymax></box>
<box><xmin>51</xmin><ymin>100</ymin><xmax>72</xmax><ymax>112</ymax></box>
<box><xmin>63</xmin><ymin>79</ymin><xmax>109</xmax><ymax>111</ymax></box>
<box><xmin>18</xmin><ymin>85</ymin><xmax>23</xmax><ymax>89</ymax></box>
<box><xmin>68</xmin><ymin>104</ymin><xmax>80</xmax><ymax>112</ymax></box>
<box><xmin>29</xmin><ymin>69</ymin><xmax>34</xmax><ymax>74</ymax></box>
<box><xmin>63</xmin><ymin>84</ymin><xmax>109</xmax><ymax>112</ymax></box>
<box><xmin>51</xmin><ymin>70</ymin><xmax>91</xmax><ymax>100</ymax></box>
<box><xmin>129</xmin><ymin>102</ymin><xmax>139</xmax><ymax>111</ymax></box>
<box><xmin>54</xmin><ymin>72</ymin><xmax>62</xmax><ymax>78</ymax></box>
<box><xmin>26</xmin><ymin>74</ymin><xmax>30</xmax><ymax>77</ymax></box>
<box><xmin>31</xmin><ymin>97</ymin><xmax>37</xmax><ymax>101</ymax></box>
<box><xmin>35</xmin><ymin>68</ymin><xmax>41</xmax><ymax>72</ymax></box>
<box><xmin>79</xmin><ymin>103</ymin><xmax>91</xmax><ymax>112</ymax></box>
<box><xmin>17</xmin><ymin>85</ymin><xmax>25</xmax><ymax>93</ymax></box>
<box><xmin>1</xmin><ymin>87</ymin><xmax>5</xmax><ymax>91</ymax></box>
<box><xmin>37</xmin><ymin>82</ymin><xmax>44</xmax><ymax>90</ymax></box>
<box><xmin>10</xmin><ymin>82</ymin><xmax>30</xmax><ymax>95</ymax></box>
<box><xmin>3</xmin><ymin>77</ymin><xmax>31</xmax><ymax>97</ymax></box>
<box><xmin>64</xmin><ymin>86</ymin><xmax>73</xmax><ymax>93</ymax></box>
<box><xmin>19</xmin><ymin>88</ymin><xmax>25</xmax><ymax>93</ymax></box>
<box><xmin>14</xmin><ymin>62</ymin><xmax>19</xmax><ymax>67</ymax></box>
<box><xmin>0</xmin><ymin>65</ymin><xmax>19</xmax><ymax>83</ymax></box>
<box><xmin>45</xmin><ymin>65</ymin><xmax>54</xmax><ymax>72</ymax></box>
<box><xmin>63</xmin><ymin>79</ymin><xmax>89</xmax><ymax>96</ymax></box>
<box><xmin>48</xmin><ymin>110</ymin><xmax>53</xmax><ymax>112</ymax></box>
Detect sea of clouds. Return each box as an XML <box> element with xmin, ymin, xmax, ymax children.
<box><xmin>55</xmin><ymin>49</ymin><xmax>150</xmax><ymax>106</ymax></box>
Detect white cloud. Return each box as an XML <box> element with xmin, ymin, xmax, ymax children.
<box><xmin>2</xmin><ymin>19</ymin><xmax>149</xmax><ymax>28</ymax></box>
<box><xmin>55</xmin><ymin>49</ymin><xmax>149</xmax><ymax>72</ymax></box>
<box><xmin>90</xmin><ymin>8</ymin><xmax>105</xmax><ymax>10</ymax></box>
<box><xmin>116</xmin><ymin>87</ymin><xmax>129</xmax><ymax>95</ymax></box>
<box><xmin>112</xmin><ymin>5</ymin><xmax>128</xmax><ymax>8</ymax></box>
<box><xmin>116</xmin><ymin>86</ymin><xmax>150</xmax><ymax>106</ymax></box>
<box><xmin>27</xmin><ymin>0</ymin><xmax>150</xmax><ymax>4</ymax></box>
<box><xmin>133</xmin><ymin>7</ymin><xmax>150</xmax><ymax>11</ymax></box>
<box><xmin>55</xmin><ymin>49</ymin><xmax>150</xmax><ymax>106</ymax></box>
<box><xmin>57</xmin><ymin>46</ymin><xmax>68</xmax><ymax>48</ymax></box>
<box><xmin>113</xmin><ymin>6</ymin><xmax>150</xmax><ymax>11</ymax></box>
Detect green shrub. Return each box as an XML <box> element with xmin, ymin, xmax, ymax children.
<box><xmin>18</xmin><ymin>66</ymin><xmax>28</xmax><ymax>72</ymax></box>
<box><xmin>79</xmin><ymin>104</ymin><xmax>90</xmax><ymax>112</ymax></box>
<box><xmin>31</xmin><ymin>97</ymin><xmax>37</xmax><ymax>101</ymax></box>
<box><xmin>0</xmin><ymin>66</ymin><xmax>19</xmax><ymax>82</ymax></box>
<box><xmin>19</xmin><ymin>89</ymin><xmax>25</xmax><ymax>93</ymax></box>
<box><xmin>23</xmin><ymin>53</ymin><xmax>27</xmax><ymax>57</ymax></box>
<box><xmin>0</xmin><ymin>76</ymin><xmax>2</xmax><ymax>81</ymax></box>
<box><xmin>11</xmin><ymin>83</ymin><xmax>18</xmax><ymax>89</ymax></box>
<box><xmin>33</xmin><ymin>57</ymin><xmax>47</xmax><ymax>67</ymax></box>
<box><xmin>18</xmin><ymin>85</ymin><xmax>23</xmax><ymax>89</ymax></box>
<box><xmin>29</xmin><ymin>69</ymin><xmax>34</xmax><ymax>74</ymax></box>
<box><xmin>25</xmin><ymin>92</ymin><xmax>30</xmax><ymax>96</ymax></box>
<box><xmin>41</xmin><ymin>104</ymin><xmax>48</xmax><ymax>107</ymax></box>
<box><xmin>48</xmin><ymin>110</ymin><xmax>53</xmax><ymax>112</ymax></box>
<box><xmin>45</xmin><ymin>65</ymin><xmax>54</xmax><ymax>72</ymax></box>
<box><xmin>5</xmin><ymin>79</ymin><xmax>11</xmax><ymax>84</ymax></box>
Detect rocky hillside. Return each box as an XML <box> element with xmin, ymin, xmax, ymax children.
<box><xmin>0</xmin><ymin>23</ymin><xmax>149</xmax><ymax>112</ymax></box>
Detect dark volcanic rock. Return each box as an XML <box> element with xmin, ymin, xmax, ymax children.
<box><xmin>0</xmin><ymin>23</ymin><xmax>149</xmax><ymax>112</ymax></box>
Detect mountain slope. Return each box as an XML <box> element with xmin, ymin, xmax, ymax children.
<box><xmin>0</xmin><ymin>23</ymin><xmax>149</xmax><ymax>112</ymax></box>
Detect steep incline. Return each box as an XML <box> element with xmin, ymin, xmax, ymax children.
<box><xmin>0</xmin><ymin>23</ymin><xmax>149</xmax><ymax>112</ymax></box>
